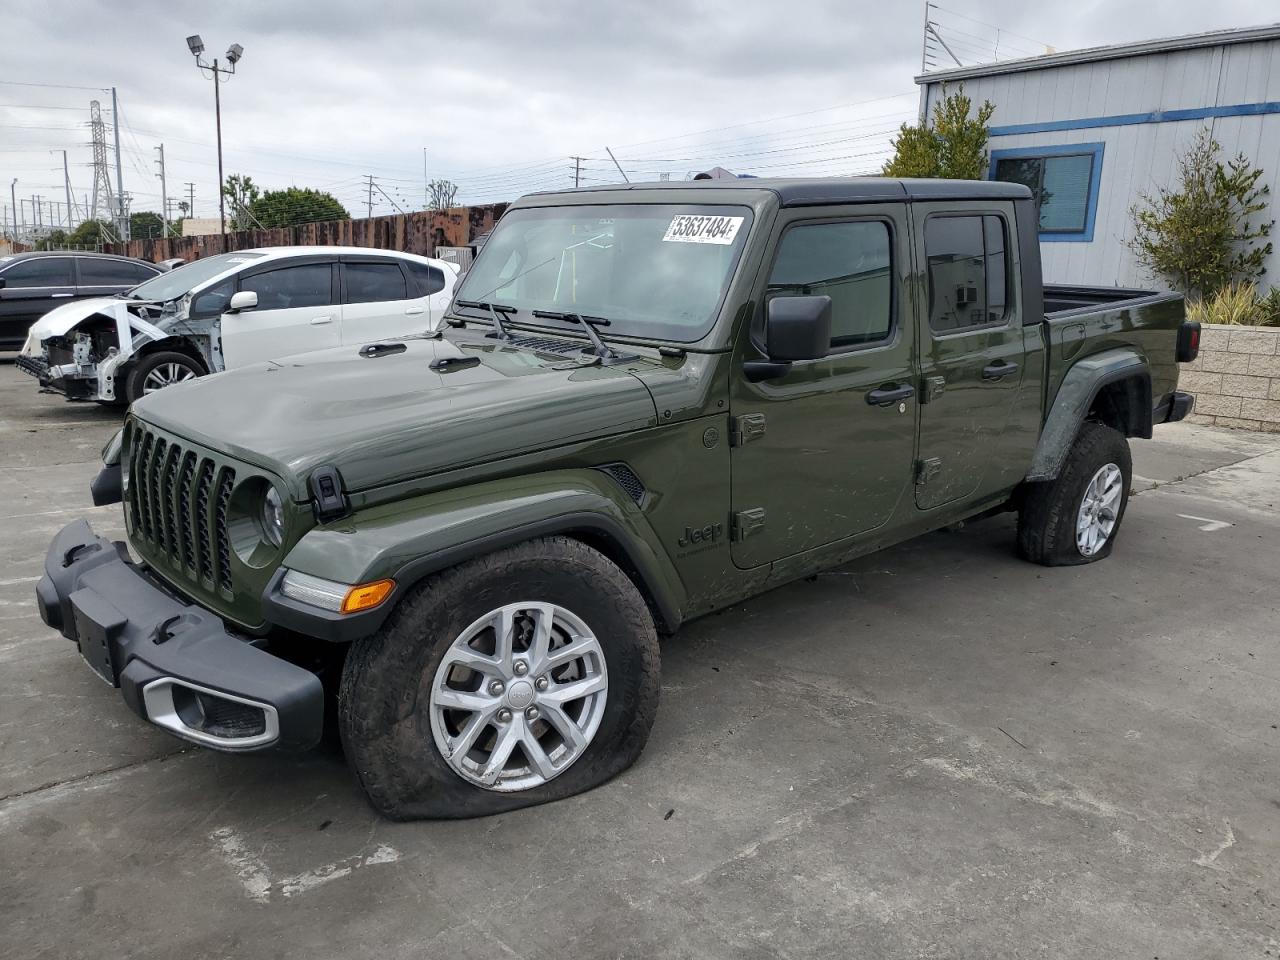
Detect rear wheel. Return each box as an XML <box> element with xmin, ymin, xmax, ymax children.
<box><xmin>1017</xmin><ymin>421</ymin><xmax>1132</xmax><ymax>566</ymax></box>
<box><xmin>124</xmin><ymin>351</ymin><xmax>202</xmax><ymax>403</ymax></box>
<box><xmin>338</xmin><ymin>537</ymin><xmax>660</xmax><ymax>819</ymax></box>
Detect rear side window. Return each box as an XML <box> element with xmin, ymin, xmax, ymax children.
<box><xmin>766</xmin><ymin>220</ymin><xmax>893</xmax><ymax>348</ymax></box>
<box><xmin>345</xmin><ymin>262</ymin><xmax>409</xmax><ymax>304</ymax></box>
<box><xmin>405</xmin><ymin>260</ymin><xmax>446</xmax><ymax>296</ymax></box>
<box><xmin>1</xmin><ymin>257</ymin><xmax>73</xmax><ymax>287</ymax></box>
<box><xmin>241</xmin><ymin>263</ymin><xmax>332</xmax><ymax>311</ymax></box>
<box><xmin>925</xmin><ymin>214</ymin><xmax>1009</xmax><ymax>333</ymax></box>
<box><xmin>78</xmin><ymin>258</ymin><xmax>159</xmax><ymax>286</ymax></box>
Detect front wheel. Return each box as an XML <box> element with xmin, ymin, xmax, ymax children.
<box><xmin>338</xmin><ymin>536</ymin><xmax>661</xmax><ymax>819</ymax></box>
<box><xmin>124</xmin><ymin>351</ymin><xmax>203</xmax><ymax>403</ymax></box>
<box><xmin>1017</xmin><ymin>421</ymin><xmax>1132</xmax><ymax>566</ymax></box>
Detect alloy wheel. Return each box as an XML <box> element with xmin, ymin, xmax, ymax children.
<box><xmin>1076</xmin><ymin>462</ymin><xmax>1123</xmax><ymax>557</ymax></box>
<box><xmin>142</xmin><ymin>362</ymin><xmax>198</xmax><ymax>394</ymax></box>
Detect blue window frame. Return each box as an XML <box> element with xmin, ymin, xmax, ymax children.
<box><xmin>989</xmin><ymin>143</ymin><xmax>1104</xmax><ymax>243</ymax></box>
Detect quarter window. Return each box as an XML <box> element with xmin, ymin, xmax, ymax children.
<box><xmin>925</xmin><ymin>215</ymin><xmax>1010</xmax><ymax>333</ymax></box>
<box><xmin>1</xmin><ymin>257</ymin><xmax>73</xmax><ymax>287</ymax></box>
<box><xmin>405</xmin><ymin>260</ymin><xmax>446</xmax><ymax>296</ymax></box>
<box><xmin>345</xmin><ymin>262</ymin><xmax>408</xmax><ymax>304</ymax></box>
<box><xmin>240</xmin><ymin>263</ymin><xmax>332</xmax><ymax>311</ymax></box>
<box><xmin>767</xmin><ymin>220</ymin><xmax>893</xmax><ymax>348</ymax></box>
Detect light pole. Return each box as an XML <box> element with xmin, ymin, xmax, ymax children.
<box><xmin>9</xmin><ymin>179</ymin><xmax>17</xmax><ymax>242</ymax></box>
<box><xmin>186</xmin><ymin>34</ymin><xmax>244</xmax><ymax>240</ymax></box>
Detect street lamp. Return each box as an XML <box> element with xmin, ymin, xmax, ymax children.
<box><xmin>186</xmin><ymin>34</ymin><xmax>244</xmax><ymax>238</ymax></box>
<box><xmin>9</xmin><ymin>179</ymin><xmax>17</xmax><ymax>242</ymax></box>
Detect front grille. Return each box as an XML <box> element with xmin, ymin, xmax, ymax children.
<box><xmin>128</xmin><ymin>423</ymin><xmax>236</xmax><ymax>596</ymax></box>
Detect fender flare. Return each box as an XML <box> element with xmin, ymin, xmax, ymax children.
<box><xmin>267</xmin><ymin>471</ymin><xmax>686</xmax><ymax>640</ymax></box>
<box><xmin>1026</xmin><ymin>349</ymin><xmax>1151</xmax><ymax>482</ymax></box>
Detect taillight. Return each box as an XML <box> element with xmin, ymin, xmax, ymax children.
<box><xmin>1176</xmin><ymin>321</ymin><xmax>1200</xmax><ymax>363</ymax></box>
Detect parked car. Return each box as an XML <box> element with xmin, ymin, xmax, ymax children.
<box><xmin>37</xmin><ymin>178</ymin><xmax>1198</xmax><ymax>819</ymax></box>
<box><xmin>16</xmin><ymin>246</ymin><xmax>459</xmax><ymax>403</ymax></box>
<box><xmin>0</xmin><ymin>251</ymin><xmax>166</xmax><ymax>351</ymax></box>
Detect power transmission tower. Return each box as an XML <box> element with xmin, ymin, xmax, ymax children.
<box><xmin>155</xmin><ymin>144</ymin><xmax>170</xmax><ymax>236</ymax></box>
<box><xmin>88</xmin><ymin>100</ymin><xmax>116</xmax><ymax>233</ymax></box>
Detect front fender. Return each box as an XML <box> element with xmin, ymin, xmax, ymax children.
<box><xmin>1027</xmin><ymin>348</ymin><xmax>1151</xmax><ymax>481</ymax></box>
<box><xmin>276</xmin><ymin>470</ymin><xmax>685</xmax><ymax>635</ymax></box>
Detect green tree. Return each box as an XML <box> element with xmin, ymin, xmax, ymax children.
<box><xmin>68</xmin><ymin>218</ymin><xmax>112</xmax><ymax>248</ymax></box>
<box><xmin>1128</xmin><ymin>129</ymin><xmax>1273</xmax><ymax>298</ymax></box>
<box><xmin>249</xmin><ymin>187</ymin><xmax>349</xmax><ymax>228</ymax></box>
<box><xmin>129</xmin><ymin>211</ymin><xmax>167</xmax><ymax>239</ymax></box>
<box><xmin>883</xmin><ymin>86</ymin><xmax>996</xmax><ymax>180</ymax></box>
<box><xmin>34</xmin><ymin>229</ymin><xmax>68</xmax><ymax>251</ymax></box>
<box><xmin>222</xmin><ymin>174</ymin><xmax>261</xmax><ymax>230</ymax></box>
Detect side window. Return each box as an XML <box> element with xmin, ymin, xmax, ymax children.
<box><xmin>925</xmin><ymin>215</ymin><xmax>1009</xmax><ymax>333</ymax></box>
<box><xmin>240</xmin><ymin>263</ymin><xmax>332</xmax><ymax>311</ymax></box>
<box><xmin>405</xmin><ymin>260</ymin><xmax>446</xmax><ymax>296</ymax></box>
<box><xmin>766</xmin><ymin>220</ymin><xmax>893</xmax><ymax>348</ymax></box>
<box><xmin>2</xmin><ymin>257</ymin><xmax>74</xmax><ymax>287</ymax></box>
<box><xmin>78</xmin><ymin>259</ymin><xmax>159</xmax><ymax>286</ymax></box>
<box><xmin>345</xmin><ymin>262</ymin><xmax>409</xmax><ymax>304</ymax></box>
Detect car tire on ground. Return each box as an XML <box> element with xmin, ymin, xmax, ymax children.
<box><xmin>338</xmin><ymin>536</ymin><xmax>661</xmax><ymax>820</ymax></box>
<box><xmin>1017</xmin><ymin>421</ymin><xmax>1132</xmax><ymax>566</ymax></box>
<box><xmin>124</xmin><ymin>351</ymin><xmax>203</xmax><ymax>403</ymax></box>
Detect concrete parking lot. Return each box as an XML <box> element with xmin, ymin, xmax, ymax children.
<box><xmin>1</xmin><ymin>359</ymin><xmax>1278</xmax><ymax>960</ymax></box>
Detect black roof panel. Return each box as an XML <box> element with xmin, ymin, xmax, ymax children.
<box><xmin>525</xmin><ymin>176</ymin><xmax>1031</xmax><ymax>206</ymax></box>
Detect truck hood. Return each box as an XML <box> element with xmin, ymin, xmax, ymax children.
<box><xmin>131</xmin><ymin>333</ymin><xmax>663</xmax><ymax>495</ymax></box>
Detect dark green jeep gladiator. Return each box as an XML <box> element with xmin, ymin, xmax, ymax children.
<box><xmin>37</xmin><ymin>178</ymin><xmax>1198</xmax><ymax>819</ymax></box>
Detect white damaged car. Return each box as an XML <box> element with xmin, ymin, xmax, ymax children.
<box><xmin>17</xmin><ymin>246</ymin><xmax>459</xmax><ymax>403</ymax></box>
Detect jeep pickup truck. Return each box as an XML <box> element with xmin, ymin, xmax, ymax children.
<box><xmin>36</xmin><ymin>178</ymin><xmax>1198</xmax><ymax>819</ymax></box>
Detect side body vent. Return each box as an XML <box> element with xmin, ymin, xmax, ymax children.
<box><xmin>594</xmin><ymin>463</ymin><xmax>647</xmax><ymax>507</ymax></box>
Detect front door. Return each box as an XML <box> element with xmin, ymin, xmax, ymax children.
<box><xmin>730</xmin><ymin>205</ymin><xmax>918</xmax><ymax>569</ymax></box>
<box><xmin>221</xmin><ymin>259</ymin><xmax>339</xmax><ymax>368</ymax></box>
<box><xmin>913</xmin><ymin>205</ymin><xmax>1027</xmax><ymax>510</ymax></box>
<box><xmin>0</xmin><ymin>256</ymin><xmax>75</xmax><ymax>348</ymax></box>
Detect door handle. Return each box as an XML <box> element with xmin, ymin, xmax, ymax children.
<box><xmin>404</xmin><ymin>306</ymin><xmax>425</xmax><ymax>316</ymax></box>
<box><xmin>51</xmin><ymin>293</ymin><xmax>73</xmax><ymax>299</ymax></box>
<box><xmin>982</xmin><ymin>360</ymin><xmax>1019</xmax><ymax>381</ymax></box>
<box><xmin>309</xmin><ymin>316</ymin><xmax>334</xmax><ymax>325</ymax></box>
<box><xmin>866</xmin><ymin>383</ymin><xmax>916</xmax><ymax>407</ymax></box>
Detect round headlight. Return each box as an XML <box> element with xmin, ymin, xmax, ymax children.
<box><xmin>261</xmin><ymin>486</ymin><xmax>284</xmax><ymax>547</ymax></box>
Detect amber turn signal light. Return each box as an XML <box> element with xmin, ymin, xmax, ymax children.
<box><xmin>340</xmin><ymin>579</ymin><xmax>395</xmax><ymax>614</ymax></box>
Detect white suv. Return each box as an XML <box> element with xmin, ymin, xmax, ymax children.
<box><xmin>18</xmin><ymin>246</ymin><xmax>459</xmax><ymax>403</ymax></box>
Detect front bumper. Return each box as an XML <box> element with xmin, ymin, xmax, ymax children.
<box><xmin>37</xmin><ymin>519</ymin><xmax>324</xmax><ymax>752</ymax></box>
<box><xmin>15</xmin><ymin>352</ymin><xmax>100</xmax><ymax>400</ymax></box>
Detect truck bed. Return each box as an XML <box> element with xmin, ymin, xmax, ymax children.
<box><xmin>1039</xmin><ymin>285</ymin><xmax>1185</xmax><ymax>422</ymax></box>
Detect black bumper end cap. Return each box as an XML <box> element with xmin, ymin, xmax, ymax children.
<box><xmin>90</xmin><ymin>463</ymin><xmax>123</xmax><ymax>507</ymax></box>
<box><xmin>1166</xmin><ymin>391</ymin><xmax>1195</xmax><ymax>423</ymax></box>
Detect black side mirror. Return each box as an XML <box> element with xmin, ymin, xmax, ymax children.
<box><xmin>0</xmin><ymin>277</ymin><xmax>7</xmax><ymax>290</ymax></box>
<box><xmin>745</xmin><ymin>295</ymin><xmax>831</xmax><ymax>381</ymax></box>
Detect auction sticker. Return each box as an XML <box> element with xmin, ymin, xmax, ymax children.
<box><xmin>663</xmin><ymin>214</ymin><xmax>744</xmax><ymax>245</ymax></box>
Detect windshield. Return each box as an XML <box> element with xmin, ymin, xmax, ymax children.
<box><xmin>126</xmin><ymin>251</ymin><xmax>265</xmax><ymax>302</ymax></box>
<box><xmin>453</xmin><ymin>203</ymin><xmax>754</xmax><ymax>342</ymax></box>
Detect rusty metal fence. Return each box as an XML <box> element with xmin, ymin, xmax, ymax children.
<box><xmin>100</xmin><ymin>204</ymin><xmax>508</xmax><ymax>263</ymax></box>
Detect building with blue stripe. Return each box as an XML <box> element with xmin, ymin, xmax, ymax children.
<box><xmin>916</xmin><ymin>23</ymin><xmax>1280</xmax><ymax>288</ymax></box>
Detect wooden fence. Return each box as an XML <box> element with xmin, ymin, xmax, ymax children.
<box><xmin>101</xmin><ymin>204</ymin><xmax>507</xmax><ymax>263</ymax></box>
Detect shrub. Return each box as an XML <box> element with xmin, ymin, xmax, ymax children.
<box><xmin>1186</xmin><ymin>281</ymin><xmax>1268</xmax><ymax>326</ymax></box>
<box><xmin>1128</xmin><ymin>129</ymin><xmax>1273</xmax><ymax>299</ymax></box>
<box><xmin>883</xmin><ymin>87</ymin><xmax>995</xmax><ymax>180</ymax></box>
<box><xmin>1259</xmin><ymin>287</ymin><xmax>1280</xmax><ymax>327</ymax></box>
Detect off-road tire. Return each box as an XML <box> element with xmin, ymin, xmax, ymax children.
<box><xmin>338</xmin><ymin>536</ymin><xmax>661</xmax><ymax>820</ymax></box>
<box><xmin>1017</xmin><ymin>421</ymin><xmax>1132</xmax><ymax>566</ymax></box>
<box><xmin>124</xmin><ymin>351</ymin><xmax>203</xmax><ymax>403</ymax></box>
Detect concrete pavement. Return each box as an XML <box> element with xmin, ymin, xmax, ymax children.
<box><xmin>1</xmin><ymin>361</ymin><xmax>1278</xmax><ymax>959</ymax></box>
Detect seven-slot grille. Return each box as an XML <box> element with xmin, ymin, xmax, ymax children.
<box><xmin>127</xmin><ymin>424</ymin><xmax>236</xmax><ymax>594</ymax></box>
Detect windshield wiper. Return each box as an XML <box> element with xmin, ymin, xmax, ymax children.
<box><xmin>531</xmin><ymin>310</ymin><xmax>617</xmax><ymax>360</ymax></box>
<box><xmin>454</xmin><ymin>299</ymin><xmax>517</xmax><ymax>340</ymax></box>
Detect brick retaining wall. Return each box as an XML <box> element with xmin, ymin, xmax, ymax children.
<box><xmin>1181</xmin><ymin>324</ymin><xmax>1280</xmax><ymax>432</ymax></box>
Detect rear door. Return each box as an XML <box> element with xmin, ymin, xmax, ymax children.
<box><xmin>913</xmin><ymin>204</ymin><xmax>1028</xmax><ymax>510</ymax></box>
<box><xmin>220</xmin><ymin>258</ymin><xmax>339</xmax><ymax>368</ymax></box>
<box><xmin>729</xmin><ymin>204</ymin><xmax>918</xmax><ymax>569</ymax></box>
<box><xmin>74</xmin><ymin>257</ymin><xmax>161</xmax><ymax>299</ymax></box>
<box><xmin>338</xmin><ymin>257</ymin><xmax>428</xmax><ymax>344</ymax></box>
<box><xmin>402</xmin><ymin>259</ymin><xmax>455</xmax><ymax>328</ymax></box>
<box><xmin>0</xmin><ymin>256</ymin><xmax>76</xmax><ymax>347</ymax></box>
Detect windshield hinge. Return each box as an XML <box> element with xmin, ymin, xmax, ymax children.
<box><xmin>731</xmin><ymin>508</ymin><xmax>767</xmax><ymax>542</ymax></box>
<box><xmin>729</xmin><ymin>413</ymin><xmax>767</xmax><ymax>447</ymax></box>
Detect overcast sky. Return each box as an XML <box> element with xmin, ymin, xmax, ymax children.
<box><xmin>1</xmin><ymin>0</ymin><xmax>1275</xmax><ymax>226</ymax></box>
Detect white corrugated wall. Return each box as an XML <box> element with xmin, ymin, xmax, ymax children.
<box><xmin>921</xmin><ymin>38</ymin><xmax>1280</xmax><ymax>288</ymax></box>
